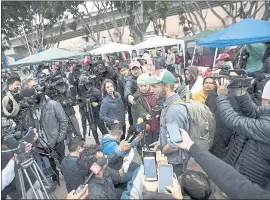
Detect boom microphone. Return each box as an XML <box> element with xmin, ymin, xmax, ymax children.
<box><xmin>74</xmin><ymin>157</ymin><xmax>107</xmax><ymax>194</ymax></box>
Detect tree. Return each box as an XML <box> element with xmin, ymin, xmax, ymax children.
<box><xmin>1</xmin><ymin>1</ymin><xmax>83</xmax><ymax>53</ymax></box>
<box><xmin>145</xmin><ymin>1</ymin><xmax>171</xmax><ymax>36</ymax></box>
<box><xmin>113</xmin><ymin>1</ymin><xmax>151</xmax><ymax>44</ymax></box>
<box><xmin>178</xmin><ymin>2</ymin><xmax>209</xmax><ymax>35</ymax></box>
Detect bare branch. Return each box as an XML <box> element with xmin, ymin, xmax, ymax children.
<box><xmin>206</xmin><ymin>1</ymin><xmax>226</xmax><ymax>27</ymax></box>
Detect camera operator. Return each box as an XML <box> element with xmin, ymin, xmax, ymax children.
<box><xmin>20</xmin><ymin>87</ymin><xmax>68</xmax><ymax>177</ymax></box>
<box><xmin>1</xmin><ymin>128</ymin><xmax>41</xmax><ymax>199</ymax></box>
<box><xmin>77</xmin><ymin>144</ymin><xmax>125</xmax><ymax>199</ymax></box>
<box><xmin>54</xmin><ymin>79</ymin><xmax>82</xmax><ymax>143</ymax></box>
<box><xmin>78</xmin><ymin>74</ymin><xmax>108</xmax><ymax>143</ymax></box>
<box><xmin>2</xmin><ymin>77</ymin><xmax>21</xmax><ymax>118</ymax></box>
<box><xmin>216</xmin><ymin>78</ymin><xmax>270</xmax><ymax>188</ymax></box>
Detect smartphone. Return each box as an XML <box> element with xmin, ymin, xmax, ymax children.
<box><xmin>143</xmin><ymin>157</ymin><xmax>158</xmax><ymax>181</ymax></box>
<box><xmin>166</xmin><ymin>122</ymin><xmax>183</xmax><ymax>143</ymax></box>
<box><xmin>158</xmin><ymin>164</ymin><xmax>173</xmax><ymax>193</ymax></box>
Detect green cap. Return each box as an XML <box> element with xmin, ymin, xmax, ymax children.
<box><xmin>143</xmin><ymin>69</ymin><xmax>176</xmax><ymax>85</ymax></box>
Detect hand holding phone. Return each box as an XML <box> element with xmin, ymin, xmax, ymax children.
<box><xmin>166</xmin><ymin>122</ymin><xmax>183</xmax><ymax>143</ymax></box>
<box><xmin>143</xmin><ymin>157</ymin><xmax>158</xmax><ymax>181</ymax></box>
<box><xmin>158</xmin><ymin>164</ymin><xmax>173</xmax><ymax>193</ymax></box>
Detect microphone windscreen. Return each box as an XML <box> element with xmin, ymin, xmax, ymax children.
<box><xmin>139</xmin><ymin>122</ymin><xmax>146</xmax><ymax>130</ymax></box>
<box><xmin>19</xmin><ymin>87</ymin><xmax>36</xmax><ymax>98</ymax></box>
<box><xmin>145</xmin><ymin>124</ymin><xmax>151</xmax><ymax>132</ymax></box>
<box><xmin>137</xmin><ymin>118</ymin><xmax>144</xmax><ymax>124</ymax></box>
<box><xmin>128</xmin><ymin>126</ymin><xmax>137</xmax><ymax>136</ymax></box>
<box><xmin>96</xmin><ymin>157</ymin><xmax>107</xmax><ymax>167</ymax></box>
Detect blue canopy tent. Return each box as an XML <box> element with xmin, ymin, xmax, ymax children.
<box><xmin>195</xmin><ymin>18</ymin><xmax>270</xmax><ymax>68</ymax></box>
<box><xmin>196</xmin><ymin>18</ymin><xmax>270</xmax><ymax>47</ymax></box>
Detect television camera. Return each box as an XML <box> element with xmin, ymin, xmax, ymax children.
<box><xmin>214</xmin><ymin>64</ymin><xmax>253</xmax><ymax>88</ymax></box>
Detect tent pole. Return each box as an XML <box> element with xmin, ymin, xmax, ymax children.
<box><xmin>213</xmin><ymin>48</ymin><xmax>218</xmax><ymax>68</ymax></box>
<box><xmin>191</xmin><ymin>45</ymin><xmax>197</xmax><ymax>66</ymax></box>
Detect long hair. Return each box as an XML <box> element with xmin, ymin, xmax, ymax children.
<box><xmin>101</xmin><ymin>79</ymin><xmax>116</xmax><ymax>98</ymax></box>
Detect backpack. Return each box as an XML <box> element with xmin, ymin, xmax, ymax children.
<box><xmin>164</xmin><ymin>92</ymin><xmax>216</xmax><ymax>150</ymax></box>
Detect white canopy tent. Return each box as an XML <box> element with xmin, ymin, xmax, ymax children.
<box><xmin>89</xmin><ymin>42</ymin><xmax>133</xmax><ymax>55</ymax></box>
<box><xmin>132</xmin><ymin>36</ymin><xmax>186</xmax><ymax>63</ymax></box>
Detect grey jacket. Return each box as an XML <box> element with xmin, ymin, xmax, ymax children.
<box><xmin>160</xmin><ymin>93</ymin><xmax>190</xmax><ymax>165</ymax></box>
<box><xmin>39</xmin><ymin>100</ymin><xmax>68</xmax><ymax>148</ymax></box>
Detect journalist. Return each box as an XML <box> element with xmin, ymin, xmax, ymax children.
<box><xmin>124</xmin><ymin>61</ymin><xmax>143</xmax><ymax>124</ymax></box>
<box><xmin>175</xmin><ymin>129</ymin><xmax>270</xmax><ymax>199</ymax></box>
<box><xmin>61</xmin><ymin>137</ymin><xmax>88</xmax><ymax>193</ymax></box>
<box><xmin>100</xmin><ymin>79</ymin><xmax>125</xmax><ymax>137</ymax></box>
<box><xmin>54</xmin><ymin>79</ymin><xmax>82</xmax><ymax>143</ymax></box>
<box><xmin>2</xmin><ymin>77</ymin><xmax>21</xmax><ymax>118</ymax></box>
<box><xmin>77</xmin><ymin>144</ymin><xmax>125</xmax><ymax>199</ymax></box>
<box><xmin>78</xmin><ymin>74</ymin><xmax>108</xmax><ymax>143</ymax></box>
<box><xmin>102</xmin><ymin>124</ymin><xmax>141</xmax><ymax>184</ymax></box>
<box><xmin>216</xmin><ymin>78</ymin><xmax>270</xmax><ymax>188</ymax></box>
<box><xmin>143</xmin><ymin>69</ymin><xmax>190</xmax><ymax>177</ymax></box>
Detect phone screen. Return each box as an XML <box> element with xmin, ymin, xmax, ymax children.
<box><xmin>158</xmin><ymin>164</ymin><xmax>173</xmax><ymax>193</ymax></box>
<box><xmin>166</xmin><ymin>122</ymin><xmax>182</xmax><ymax>143</ymax></box>
<box><xmin>144</xmin><ymin>157</ymin><xmax>157</xmax><ymax>181</ymax></box>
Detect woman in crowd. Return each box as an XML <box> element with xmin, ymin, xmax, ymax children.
<box><xmin>193</xmin><ymin>77</ymin><xmax>216</xmax><ymax>104</ymax></box>
<box><xmin>215</xmin><ymin>53</ymin><xmax>233</xmax><ymax>70</ymax></box>
<box><xmin>132</xmin><ymin>74</ymin><xmax>160</xmax><ymax>146</ymax></box>
<box><xmin>184</xmin><ymin>66</ymin><xmax>199</xmax><ymax>90</ymax></box>
<box><xmin>99</xmin><ymin>79</ymin><xmax>126</xmax><ymax>139</ymax></box>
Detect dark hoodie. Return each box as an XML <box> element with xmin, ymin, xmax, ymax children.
<box><xmin>185</xmin><ymin>66</ymin><xmax>199</xmax><ymax>90</ymax></box>
<box><xmin>61</xmin><ymin>155</ymin><xmax>88</xmax><ymax>192</ymax></box>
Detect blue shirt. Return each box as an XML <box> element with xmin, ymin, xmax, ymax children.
<box><xmin>160</xmin><ymin>93</ymin><xmax>190</xmax><ymax>165</ymax></box>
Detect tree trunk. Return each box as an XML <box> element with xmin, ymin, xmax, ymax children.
<box><xmin>206</xmin><ymin>1</ymin><xmax>226</xmax><ymax>27</ymax></box>
<box><xmin>261</xmin><ymin>2</ymin><xmax>270</xmax><ymax>20</ymax></box>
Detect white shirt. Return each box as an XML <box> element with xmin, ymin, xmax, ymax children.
<box><xmin>2</xmin><ymin>159</ymin><xmax>15</xmax><ymax>191</ymax></box>
<box><xmin>262</xmin><ymin>80</ymin><xmax>270</xmax><ymax>100</ymax></box>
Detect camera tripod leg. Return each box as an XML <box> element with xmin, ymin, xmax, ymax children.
<box><xmin>23</xmin><ymin>168</ymin><xmax>39</xmax><ymax>199</ymax></box>
<box><xmin>33</xmin><ymin>160</ymin><xmax>52</xmax><ymax>188</ymax></box>
<box><xmin>31</xmin><ymin>162</ymin><xmax>50</xmax><ymax>199</ymax></box>
<box><xmin>18</xmin><ymin>168</ymin><xmax>27</xmax><ymax>199</ymax></box>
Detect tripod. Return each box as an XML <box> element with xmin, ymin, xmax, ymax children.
<box><xmin>16</xmin><ymin>154</ymin><xmax>51</xmax><ymax>199</ymax></box>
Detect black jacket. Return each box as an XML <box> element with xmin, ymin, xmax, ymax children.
<box><xmin>124</xmin><ymin>75</ymin><xmax>137</xmax><ymax>101</ymax></box>
<box><xmin>79</xmin><ymin>87</ymin><xmax>102</xmax><ymax>118</ymax></box>
<box><xmin>189</xmin><ymin>143</ymin><xmax>270</xmax><ymax>199</ymax></box>
<box><xmin>87</xmin><ymin>167</ymin><xmax>122</xmax><ymax>199</ymax></box>
<box><xmin>217</xmin><ymin>93</ymin><xmax>270</xmax><ymax>187</ymax></box>
<box><xmin>205</xmin><ymin>91</ymin><xmax>238</xmax><ymax>158</ymax></box>
<box><xmin>117</xmin><ymin>75</ymin><xmax>127</xmax><ymax>106</ymax></box>
<box><xmin>61</xmin><ymin>155</ymin><xmax>88</xmax><ymax>193</ymax></box>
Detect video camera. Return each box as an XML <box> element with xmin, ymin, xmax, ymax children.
<box><xmin>214</xmin><ymin>64</ymin><xmax>253</xmax><ymax>88</ymax></box>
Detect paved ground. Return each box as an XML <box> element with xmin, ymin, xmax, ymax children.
<box><xmin>52</xmin><ymin>106</ymin><xmax>226</xmax><ymax>199</ymax></box>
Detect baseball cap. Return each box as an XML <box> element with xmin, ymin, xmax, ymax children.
<box><xmin>137</xmin><ymin>73</ymin><xmax>151</xmax><ymax>85</ymax></box>
<box><xmin>129</xmin><ymin>61</ymin><xmax>141</xmax><ymax>69</ymax></box>
<box><xmin>143</xmin><ymin>69</ymin><xmax>176</xmax><ymax>85</ymax></box>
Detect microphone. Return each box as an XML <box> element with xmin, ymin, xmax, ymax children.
<box><xmin>145</xmin><ymin>124</ymin><xmax>151</xmax><ymax>132</ymax></box>
<box><xmin>139</xmin><ymin>122</ymin><xmax>147</xmax><ymax>132</ymax></box>
<box><xmin>137</xmin><ymin>117</ymin><xmax>144</xmax><ymax>124</ymax></box>
<box><xmin>74</xmin><ymin>157</ymin><xmax>107</xmax><ymax>194</ymax></box>
<box><xmin>126</xmin><ymin>126</ymin><xmax>139</xmax><ymax>143</ymax></box>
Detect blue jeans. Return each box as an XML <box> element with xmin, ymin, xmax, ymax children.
<box><xmin>121</xmin><ymin>162</ymin><xmax>140</xmax><ymax>183</ymax></box>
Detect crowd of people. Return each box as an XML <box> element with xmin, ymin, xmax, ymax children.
<box><xmin>1</xmin><ymin>43</ymin><xmax>270</xmax><ymax>200</ymax></box>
